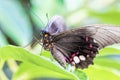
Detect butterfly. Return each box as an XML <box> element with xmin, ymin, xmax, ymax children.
<box><xmin>41</xmin><ymin>15</ymin><xmax>120</xmax><ymax>69</ymax></box>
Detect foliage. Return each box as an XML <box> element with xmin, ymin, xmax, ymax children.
<box><xmin>0</xmin><ymin>45</ymin><xmax>85</xmax><ymax>80</ymax></box>
<box><xmin>0</xmin><ymin>0</ymin><xmax>120</xmax><ymax>80</ymax></box>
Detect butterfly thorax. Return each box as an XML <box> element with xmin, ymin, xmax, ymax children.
<box><xmin>42</xmin><ymin>30</ymin><xmax>54</xmax><ymax>50</ymax></box>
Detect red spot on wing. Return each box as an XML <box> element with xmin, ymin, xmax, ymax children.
<box><xmin>72</xmin><ymin>53</ymin><xmax>76</xmax><ymax>57</ymax></box>
<box><xmin>86</xmin><ymin>36</ymin><xmax>88</xmax><ymax>42</ymax></box>
<box><xmin>89</xmin><ymin>44</ymin><xmax>93</xmax><ymax>48</ymax></box>
<box><xmin>70</xmin><ymin>58</ymin><xmax>73</xmax><ymax>61</ymax></box>
<box><xmin>76</xmin><ymin>52</ymin><xmax>79</xmax><ymax>55</ymax></box>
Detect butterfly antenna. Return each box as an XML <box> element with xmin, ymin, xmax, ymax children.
<box><xmin>44</xmin><ymin>13</ymin><xmax>50</xmax><ymax>29</ymax></box>
<box><xmin>29</xmin><ymin>10</ymin><xmax>46</xmax><ymax>55</ymax></box>
<box><xmin>46</xmin><ymin>13</ymin><xmax>50</xmax><ymax>24</ymax></box>
<box><xmin>30</xmin><ymin>10</ymin><xmax>45</xmax><ymax>27</ymax></box>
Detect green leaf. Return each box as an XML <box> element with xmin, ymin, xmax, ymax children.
<box><xmin>13</xmin><ymin>62</ymin><xmax>73</xmax><ymax>80</ymax></box>
<box><xmin>0</xmin><ymin>58</ymin><xmax>5</xmax><ymax>70</ymax></box>
<box><xmin>0</xmin><ymin>70</ymin><xmax>8</xmax><ymax>80</ymax></box>
<box><xmin>99</xmin><ymin>47</ymin><xmax>120</xmax><ymax>56</ymax></box>
<box><xmin>84</xmin><ymin>65</ymin><xmax>120</xmax><ymax>80</ymax></box>
<box><xmin>0</xmin><ymin>1</ymin><xmax>33</xmax><ymax>46</ymax></box>
<box><xmin>89</xmin><ymin>9</ymin><xmax>120</xmax><ymax>25</ymax></box>
<box><xmin>74</xmin><ymin>70</ymin><xmax>87</xmax><ymax>80</ymax></box>
<box><xmin>0</xmin><ymin>45</ymin><xmax>80</xmax><ymax>80</ymax></box>
<box><xmin>95</xmin><ymin>56</ymin><xmax>120</xmax><ymax>71</ymax></box>
<box><xmin>41</xmin><ymin>50</ymin><xmax>52</xmax><ymax>58</ymax></box>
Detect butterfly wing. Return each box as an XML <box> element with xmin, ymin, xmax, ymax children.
<box><xmin>51</xmin><ymin>24</ymin><xmax>120</xmax><ymax>69</ymax></box>
<box><xmin>54</xmin><ymin>24</ymin><xmax>120</xmax><ymax>49</ymax></box>
<box><xmin>72</xmin><ymin>24</ymin><xmax>120</xmax><ymax>49</ymax></box>
<box><xmin>51</xmin><ymin>45</ymin><xmax>67</xmax><ymax>68</ymax></box>
<box><xmin>45</xmin><ymin>15</ymin><xmax>67</xmax><ymax>34</ymax></box>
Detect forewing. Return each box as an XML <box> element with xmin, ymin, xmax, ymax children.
<box><xmin>54</xmin><ymin>24</ymin><xmax>120</xmax><ymax>49</ymax></box>
<box><xmin>81</xmin><ymin>24</ymin><xmax>120</xmax><ymax>49</ymax></box>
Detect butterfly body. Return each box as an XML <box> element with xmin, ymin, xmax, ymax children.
<box><xmin>42</xmin><ymin>30</ymin><xmax>53</xmax><ymax>50</ymax></box>
<box><xmin>41</xmin><ymin>15</ymin><xmax>120</xmax><ymax>69</ymax></box>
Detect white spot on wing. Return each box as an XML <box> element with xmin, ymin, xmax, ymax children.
<box><xmin>94</xmin><ymin>39</ymin><xmax>97</xmax><ymax>43</ymax></box>
<box><xmin>79</xmin><ymin>55</ymin><xmax>86</xmax><ymax>61</ymax></box>
<box><xmin>87</xmin><ymin>55</ymin><xmax>89</xmax><ymax>57</ymax></box>
<box><xmin>73</xmin><ymin>56</ymin><xmax>80</xmax><ymax>64</ymax></box>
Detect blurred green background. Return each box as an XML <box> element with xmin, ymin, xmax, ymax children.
<box><xmin>0</xmin><ymin>0</ymin><xmax>120</xmax><ymax>80</ymax></box>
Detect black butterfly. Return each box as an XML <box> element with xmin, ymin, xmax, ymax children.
<box><xmin>41</xmin><ymin>15</ymin><xmax>120</xmax><ymax>69</ymax></box>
